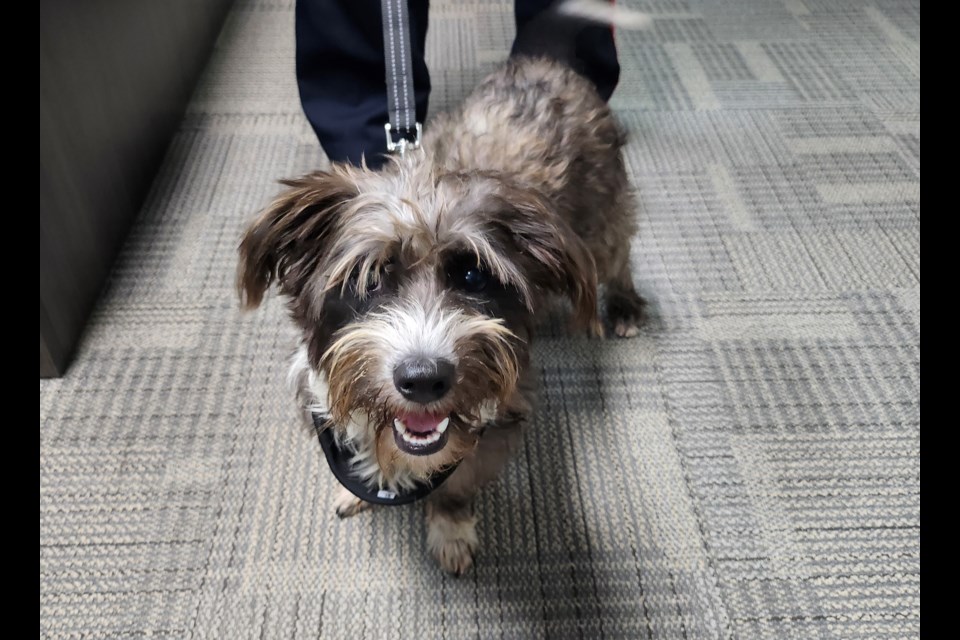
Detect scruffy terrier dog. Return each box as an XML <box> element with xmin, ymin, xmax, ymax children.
<box><xmin>237</xmin><ymin>2</ymin><xmax>648</xmax><ymax>575</ymax></box>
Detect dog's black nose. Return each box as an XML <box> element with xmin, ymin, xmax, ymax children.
<box><xmin>393</xmin><ymin>358</ymin><xmax>455</xmax><ymax>404</ymax></box>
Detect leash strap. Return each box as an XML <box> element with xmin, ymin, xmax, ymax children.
<box><xmin>381</xmin><ymin>0</ymin><xmax>421</xmax><ymax>155</ymax></box>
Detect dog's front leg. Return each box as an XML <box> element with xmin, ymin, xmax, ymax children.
<box><xmin>424</xmin><ymin>424</ymin><xmax>526</xmax><ymax>575</ymax></box>
<box><xmin>426</xmin><ymin>493</ymin><xmax>478</xmax><ymax>576</ymax></box>
<box><xmin>426</xmin><ymin>386</ymin><xmax>531</xmax><ymax>575</ymax></box>
<box><xmin>332</xmin><ymin>484</ymin><xmax>372</xmax><ymax>519</ymax></box>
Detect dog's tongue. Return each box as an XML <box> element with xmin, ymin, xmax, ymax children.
<box><xmin>400</xmin><ymin>412</ymin><xmax>447</xmax><ymax>434</ymax></box>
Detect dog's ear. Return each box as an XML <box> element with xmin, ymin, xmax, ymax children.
<box><xmin>492</xmin><ymin>183</ymin><xmax>601</xmax><ymax>334</ymax></box>
<box><xmin>237</xmin><ymin>170</ymin><xmax>357</xmax><ymax>309</ymax></box>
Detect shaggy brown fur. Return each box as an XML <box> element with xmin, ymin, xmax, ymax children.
<box><xmin>237</xmin><ymin>55</ymin><xmax>644</xmax><ymax>574</ymax></box>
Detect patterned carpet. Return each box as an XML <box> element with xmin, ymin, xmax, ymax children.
<box><xmin>39</xmin><ymin>1</ymin><xmax>920</xmax><ymax>638</ymax></box>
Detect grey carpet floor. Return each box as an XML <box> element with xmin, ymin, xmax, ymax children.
<box><xmin>39</xmin><ymin>1</ymin><xmax>920</xmax><ymax>638</ymax></box>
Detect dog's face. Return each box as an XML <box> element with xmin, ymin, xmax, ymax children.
<box><xmin>237</xmin><ymin>160</ymin><xmax>598</xmax><ymax>487</ymax></box>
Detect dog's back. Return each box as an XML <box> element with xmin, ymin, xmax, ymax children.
<box><xmin>425</xmin><ymin>58</ymin><xmax>623</xmax><ymax>198</ymax></box>
<box><xmin>420</xmin><ymin>0</ymin><xmax>648</xmax><ymax>285</ymax></box>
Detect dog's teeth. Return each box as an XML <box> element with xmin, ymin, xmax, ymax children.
<box><xmin>394</xmin><ymin>416</ymin><xmax>446</xmax><ymax>449</ymax></box>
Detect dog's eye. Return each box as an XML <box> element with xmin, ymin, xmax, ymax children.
<box><xmin>462</xmin><ymin>267</ymin><xmax>488</xmax><ymax>292</ymax></box>
<box><xmin>448</xmin><ymin>262</ymin><xmax>489</xmax><ymax>293</ymax></box>
<box><xmin>349</xmin><ymin>261</ymin><xmax>390</xmax><ymax>296</ymax></box>
<box><xmin>366</xmin><ymin>268</ymin><xmax>383</xmax><ymax>292</ymax></box>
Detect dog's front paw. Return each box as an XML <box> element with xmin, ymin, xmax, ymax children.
<box><xmin>614</xmin><ymin>318</ymin><xmax>641</xmax><ymax>338</ymax></box>
<box><xmin>606</xmin><ymin>290</ymin><xmax>645</xmax><ymax>338</ymax></box>
<box><xmin>433</xmin><ymin>536</ymin><xmax>476</xmax><ymax>576</ymax></box>
<box><xmin>332</xmin><ymin>485</ymin><xmax>370</xmax><ymax>519</ymax></box>
<box><xmin>427</xmin><ymin>504</ymin><xmax>478</xmax><ymax>576</ymax></box>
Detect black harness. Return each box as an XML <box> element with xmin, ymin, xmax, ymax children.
<box><xmin>311</xmin><ymin>412</ymin><xmax>460</xmax><ymax>505</ymax></box>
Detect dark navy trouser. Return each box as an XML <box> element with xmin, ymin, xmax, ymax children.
<box><xmin>296</xmin><ymin>1</ymin><xmax>620</xmax><ymax>168</ymax></box>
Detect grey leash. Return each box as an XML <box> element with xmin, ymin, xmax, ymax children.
<box><xmin>381</xmin><ymin>0</ymin><xmax>421</xmax><ymax>155</ymax></box>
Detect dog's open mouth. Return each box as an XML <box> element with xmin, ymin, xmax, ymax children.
<box><xmin>392</xmin><ymin>412</ymin><xmax>450</xmax><ymax>456</ymax></box>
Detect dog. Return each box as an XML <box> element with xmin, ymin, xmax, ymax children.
<box><xmin>236</xmin><ymin>0</ymin><xmax>649</xmax><ymax>575</ymax></box>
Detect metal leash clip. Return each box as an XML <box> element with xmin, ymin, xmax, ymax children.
<box><xmin>384</xmin><ymin>122</ymin><xmax>422</xmax><ymax>155</ymax></box>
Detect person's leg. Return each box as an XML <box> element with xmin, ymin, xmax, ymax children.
<box><xmin>512</xmin><ymin>0</ymin><xmax>621</xmax><ymax>102</ymax></box>
<box><xmin>295</xmin><ymin>1</ymin><xmax>431</xmax><ymax>168</ymax></box>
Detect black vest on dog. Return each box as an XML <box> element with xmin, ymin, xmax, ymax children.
<box><xmin>312</xmin><ymin>412</ymin><xmax>460</xmax><ymax>505</ymax></box>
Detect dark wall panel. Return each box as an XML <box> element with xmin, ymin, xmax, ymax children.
<box><xmin>40</xmin><ymin>0</ymin><xmax>233</xmax><ymax>377</ymax></box>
